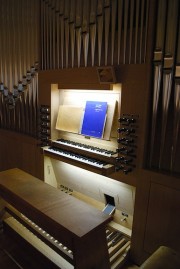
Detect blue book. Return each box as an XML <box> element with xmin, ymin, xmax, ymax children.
<box><xmin>81</xmin><ymin>101</ymin><xmax>108</xmax><ymax>139</ymax></box>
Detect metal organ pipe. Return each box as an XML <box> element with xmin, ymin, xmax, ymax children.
<box><xmin>0</xmin><ymin>0</ymin><xmax>39</xmax><ymax>136</ymax></box>
<box><xmin>40</xmin><ymin>0</ymin><xmax>149</xmax><ymax>69</ymax></box>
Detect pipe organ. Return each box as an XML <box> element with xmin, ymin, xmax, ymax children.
<box><xmin>1</xmin><ymin>0</ymin><xmax>180</xmax><ymax>268</ymax></box>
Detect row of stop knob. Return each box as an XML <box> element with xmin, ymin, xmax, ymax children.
<box><xmin>39</xmin><ymin>105</ymin><xmax>50</xmax><ymax>146</ymax></box>
<box><xmin>116</xmin><ymin>115</ymin><xmax>138</xmax><ymax>174</ymax></box>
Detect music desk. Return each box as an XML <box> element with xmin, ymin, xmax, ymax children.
<box><xmin>0</xmin><ymin>168</ymin><xmax>112</xmax><ymax>269</ymax></box>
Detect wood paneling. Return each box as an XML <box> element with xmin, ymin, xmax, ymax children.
<box><xmin>0</xmin><ymin>129</ymin><xmax>43</xmax><ymax>179</ymax></box>
<box><xmin>131</xmin><ymin>169</ymin><xmax>180</xmax><ymax>265</ymax></box>
<box><xmin>144</xmin><ymin>182</ymin><xmax>180</xmax><ymax>254</ymax></box>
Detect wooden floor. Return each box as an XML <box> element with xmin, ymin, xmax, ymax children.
<box><xmin>0</xmin><ymin>247</ymin><xmax>139</xmax><ymax>269</ymax></box>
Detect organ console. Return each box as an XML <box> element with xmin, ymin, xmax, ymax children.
<box><xmin>40</xmin><ymin>86</ymin><xmax>121</xmax><ymax>177</ymax></box>
<box><xmin>38</xmin><ymin>85</ymin><xmax>135</xmax><ymax>268</ymax></box>
<box><xmin>0</xmin><ymin>82</ymin><xmax>136</xmax><ymax>268</ymax></box>
<box><xmin>43</xmin><ymin>135</ymin><xmax>117</xmax><ymax>176</ymax></box>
